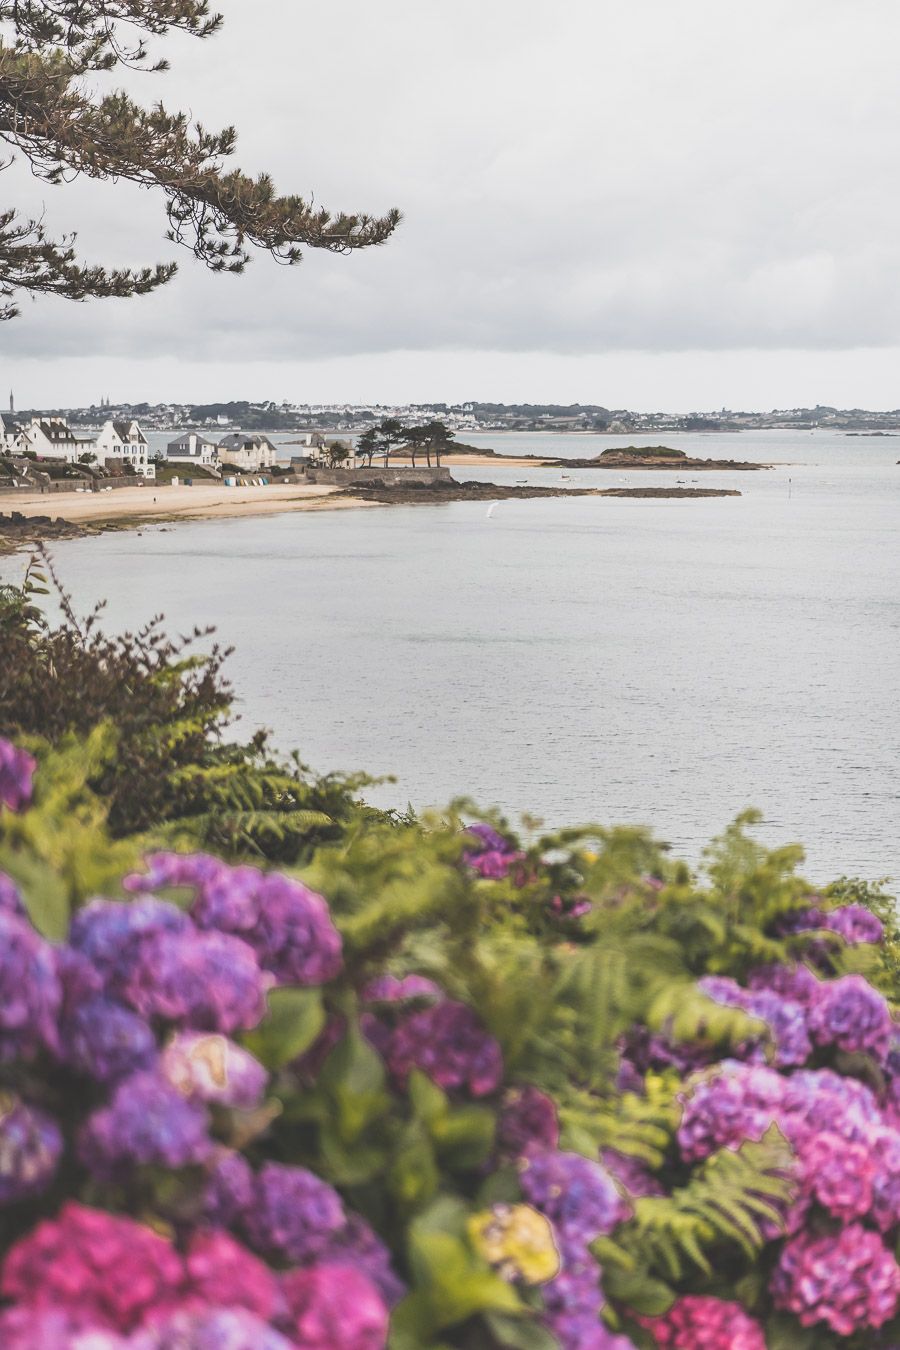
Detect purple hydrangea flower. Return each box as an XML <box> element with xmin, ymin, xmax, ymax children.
<box><xmin>541</xmin><ymin>1266</ymin><xmax>606</xmax><ymax>1350</ymax></box>
<box><xmin>799</xmin><ymin>1129</ymin><xmax>874</xmax><ymax>1220</ymax></box>
<box><xmin>808</xmin><ymin>974</ymin><xmax>892</xmax><ymax>1062</ymax></box>
<box><xmin>325</xmin><ymin>1213</ymin><xmax>406</xmax><ymax>1306</ymax></box>
<box><xmin>0</xmin><ymin>911</ymin><xmax>61</xmax><ymax>1060</ymax></box>
<box><xmin>160</xmin><ymin>1032</ymin><xmax>267</xmax><ymax>1110</ymax></box>
<box><xmin>698</xmin><ymin>976</ymin><xmax>811</xmax><ymax>1067</ymax></box>
<box><xmin>360</xmin><ymin>975</ymin><xmax>442</xmax><ymax>1004</ymax></box>
<box><xmin>0</xmin><ymin>739</ymin><xmax>36</xmax><ymax>812</ymax></box>
<box><xmin>201</xmin><ymin>1150</ymin><xmax>255</xmax><ymax>1230</ymax></box>
<box><xmin>869</xmin><ymin>1126</ymin><xmax>900</xmax><ymax>1233</ymax></box>
<box><xmin>823</xmin><ymin>904</ymin><xmax>884</xmax><ymax>945</ymax></box>
<box><xmin>497</xmin><ymin>1084</ymin><xmax>560</xmax><ymax>1157</ymax></box>
<box><xmin>601</xmin><ymin>1148</ymin><xmax>665</xmax><ymax>1198</ymax></box>
<box><xmin>129</xmin><ymin>855</ymin><xmax>343</xmax><ymax>988</ymax></box>
<box><xmin>62</xmin><ymin>997</ymin><xmax>157</xmax><ymax>1084</ymax></box>
<box><xmin>519</xmin><ymin>1150</ymin><xmax>628</xmax><ymax>1243</ymax></box>
<box><xmin>677</xmin><ymin>1061</ymin><xmax>786</xmax><ymax>1162</ymax></box>
<box><xmin>771</xmin><ymin>1224</ymin><xmax>900</xmax><ymax>1335</ymax></box>
<box><xmin>243</xmin><ymin>1162</ymin><xmax>345</xmax><ymax>1263</ymax></box>
<box><xmin>0</xmin><ymin>872</ymin><xmax>25</xmax><ymax>916</ymax></box>
<box><xmin>78</xmin><ymin>1070</ymin><xmax>211</xmax><ymax>1179</ymax></box>
<box><xmin>131</xmin><ymin>1309</ymin><xmax>293</xmax><ymax>1350</ymax></box>
<box><xmin>747</xmin><ymin>962</ymin><xmax>821</xmax><ymax>1007</ymax></box>
<box><xmin>0</xmin><ymin>1095</ymin><xmax>62</xmax><ymax>1202</ymax></box>
<box><xmin>386</xmin><ymin>1000</ymin><xmax>503</xmax><ymax>1097</ymax></box>
<box><xmin>122</xmin><ymin>930</ymin><xmax>268</xmax><ymax>1034</ymax></box>
<box><xmin>462</xmin><ymin>824</ymin><xmax>526</xmax><ymax>881</ymax></box>
<box><xmin>68</xmin><ymin>899</ymin><xmax>191</xmax><ymax>995</ymax></box>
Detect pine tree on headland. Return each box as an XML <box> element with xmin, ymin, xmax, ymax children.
<box><xmin>0</xmin><ymin>1</ymin><xmax>400</xmax><ymax>319</ymax></box>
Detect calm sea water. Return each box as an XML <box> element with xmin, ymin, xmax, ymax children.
<box><xmin>3</xmin><ymin>430</ymin><xmax>898</xmax><ymax>882</ymax></box>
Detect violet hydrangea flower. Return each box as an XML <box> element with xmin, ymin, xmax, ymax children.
<box><xmin>0</xmin><ymin>911</ymin><xmax>61</xmax><ymax>1061</ymax></box>
<box><xmin>160</xmin><ymin>1032</ymin><xmax>267</xmax><ymax>1110</ymax></box>
<box><xmin>0</xmin><ymin>872</ymin><xmax>25</xmax><ymax>916</ymax></box>
<box><xmin>808</xmin><ymin>974</ymin><xmax>892</xmax><ymax>1062</ymax></box>
<box><xmin>823</xmin><ymin>904</ymin><xmax>884</xmax><ymax>945</ymax></box>
<box><xmin>280</xmin><ymin>1262</ymin><xmax>389</xmax><ymax>1350</ymax></box>
<box><xmin>386</xmin><ymin>1000</ymin><xmax>503</xmax><ymax>1097</ymax></box>
<box><xmin>0</xmin><ymin>739</ymin><xmax>36</xmax><ymax>813</ymax></box>
<box><xmin>78</xmin><ymin>1070</ymin><xmax>211</xmax><ymax>1180</ymax></box>
<box><xmin>62</xmin><ymin>997</ymin><xmax>157</xmax><ymax>1085</ymax></box>
<box><xmin>68</xmin><ymin>899</ymin><xmax>191</xmax><ymax>996</ymax></box>
<box><xmin>201</xmin><ymin>1150</ymin><xmax>255</xmax><ymax>1230</ymax></box>
<box><xmin>518</xmin><ymin>1150</ymin><xmax>628</xmax><ymax>1243</ymax></box>
<box><xmin>771</xmin><ymin>1223</ymin><xmax>900</xmax><ymax>1335</ymax></box>
<box><xmin>462</xmin><ymin>824</ymin><xmax>526</xmax><ymax>881</ymax></box>
<box><xmin>799</xmin><ymin>1129</ymin><xmax>874</xmax><ymax>1220</ymax></box>
<box><xmin>0</xmin><ymin>1095</ymin><xmax>62</xmax><ymax>1203</ymax></box>
<box><xmin>243</xmin><ymin>1162</ymin><xmax>345</xmax><ymax>1264</ymax></box>
<box><xmin>324</xmin><ymin>1214</ymin><xmax>406</xmax><ymax>1307</ymax></box>
<box><xmin>122</xmin><ymin>929</ymin><xmax>268</xmax><ymax>1034</ymax></box>
<box><xmin>0</xmin><ymin>1306</ymin><xmax>129</xmax><ymax>1349</ymax></box>
<box><xmin>497</xmin><ymin>1084</ymin><xmax>560</xmax><ymax>1157</ymax></box>
<box><xmin>1</xmin><ymin>1202</ymin><xmax>185</xmax><ymax>1333</ymax></box>
<box><xmin>360</xmin><ymin>974</ymin><xmax>442</xmax><ymax>1004</ymax></box>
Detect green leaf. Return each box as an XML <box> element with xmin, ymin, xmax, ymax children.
<box><xmin>389</xmin><ymin>1124</ymin><xmax>440</xmax><ymax>1210</ymax></box>
<box><xmin>765</xmin><ymin>1314</ymin><xmax>829</xmax><ymax>1350</ymax></box>
<box><xmin>430</xmin><ymin>1104</ymin><xmax>496</xmax><ymax>1170</ymax></box>
<box><xmin>484</xmin><ymin>1311</ymin><xmax>558</xmax><ymax>1349</ymax></box>
<box><xmin>242</xmin><ymin>987</ymin><xmax>325</xmax><ymax>1070</ymax></box>
<box><xmin>2</xmin><ymin>852</ymin><xmax>70</xmax><ymax>940</ymax></box>
<box><xmin>409</xmin><ymin>1069</ymin><xmax>449</xmax><ymax>1125</ymax></box>
<box><xmin>408</xmin><ymin>1229</ymin><xmax>523</xmax><ymax>1330</ymax></box>
<box><xmin>319</xmin><ymin>1022</ymin><xmax>390</xmax><ymax>1142</ymax></box>
<box><xmin>602</xmin><ymin>1265</ymin><xmax>675</xmax><ymax>1317</ymax></box>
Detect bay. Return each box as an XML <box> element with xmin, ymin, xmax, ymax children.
<box><xmin>3</xmin><ymin>429</ymin><xmax>898</xmax><ymax>882</ymax></box>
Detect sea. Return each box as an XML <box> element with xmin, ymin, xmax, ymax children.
<box><xmin>2</xmin><ymin>429</ymin><xmax>898</xmax><ymax>884</ymax></box>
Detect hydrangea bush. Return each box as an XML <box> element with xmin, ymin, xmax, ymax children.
<box><xmin>0</xmin><ymin>726</ymin><xmax>898</xmax><ymax>1350</ymax></box>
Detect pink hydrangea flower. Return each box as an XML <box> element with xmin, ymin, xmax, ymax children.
<box><xmin>798</xmin><ymin>1129</ymin><xmax>873</xmax><ymax>1220</ymax></box>
<box><xmin>641</xmin><ymin>1295</ymin><xmax>766</xmax><ymax>1349</ymax></box>
<box><xmin>184</xmin><ymin>1230</ymin><xmax>280</xmax><ymax>1323</ymax></box>
<box><xmin>771</xmin><ymin>1224</ymin><xmax>900</xmax><ymax>1335</ymax></box>
<box><xmin>281</xmin><ymin>1262</ymin><xmax>389</xmax><ymax>1350</ymax></box>
<box><xmin>1</xmin><ymin>1203</ymin><xmax>184</xmax><ymax>1334</ymax></box>
<box><xmin>0</xmin><ymin>1306</ymin><xmax>128</xmax><ymax>1348</ymax></box>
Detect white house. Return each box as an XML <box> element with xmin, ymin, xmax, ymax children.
<box><xmin>165</xmin><ymin>432</ymin><xmax>220</xmax><ymax>470</ymax></box>
<box><xmin>20</xmin><ymin>417</ymin><xmax>91</xmax><ymax>462</ymax></box>
<box><xmin>0</xmin><ymin>414</ymin><xmax>24</xmax><ymax>452</ymax></box>
<box><xmin>216</xmin><ymin>433</ymin><xmax>278</xmax><ymax>472</ymax></box>
<box><xmin>94</xmin><ymin>419</ymin><xmax>154</xmax><ymax>478</ymax></box>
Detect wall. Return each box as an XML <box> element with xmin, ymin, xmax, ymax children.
<box><xmin>306</xmin><ymin>467</ymin><xmax>453</xmax><ymax>487</ymax></box>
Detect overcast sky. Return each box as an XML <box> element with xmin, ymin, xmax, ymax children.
<box><xmin>3</xmin><ymin>0</ymin><xmax>900</xmax><ymax>409</ymax></box>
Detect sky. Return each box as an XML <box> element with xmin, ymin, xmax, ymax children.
<box><xmin>3</xmin><ymin>0</ymin><xmax>900</xmax><ymax>410</ymax></box>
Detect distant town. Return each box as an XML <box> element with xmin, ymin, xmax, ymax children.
<box><xmin>5</xmin><ymin>399</ymin><xmax>900</xmax><ymax>435</ymax></box>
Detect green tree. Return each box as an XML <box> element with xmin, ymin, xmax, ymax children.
<box><xmin>357</xmin><ymin>428</ymin><xmax>379</xmax><ymax>468</ymax></box>
<box><xmin>401</xmin><ymin>423</ymin><xmax>429</xmax><ymax>467</ymax></box>
<box><xmin>327</xmin><ymin>441</ymin><xmax>350</xmax><ymax>468</ymax></box>
<box><xmin>377</xmin><ymin>417</ymin><xmax>404</xmax><ymax>469</ymax></box>
<box><xmin>425</xmin><ymin>419</ymin><xmax>455</xmax><ymax>467</ymax></box>
<box><xmin>0</xmin><ymin>1</ymin><xmax>400</xmax><ymax>319</ymax></box>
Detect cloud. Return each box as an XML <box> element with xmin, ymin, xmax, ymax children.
<box><xmin>4</xmin><ymin>0</ymin><xmax>900</xmax><ymax>400</ymax></box>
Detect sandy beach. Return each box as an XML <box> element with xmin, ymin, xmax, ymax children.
<box><xmin>1</xmin><ymin>481</ymin><xmax>375</xmax><ymax>527</ymax></box>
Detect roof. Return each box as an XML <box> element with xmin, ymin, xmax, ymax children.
<box><xmin>218</xmin><ymin>433</ymin><xmax>277</xmax><ymax>452</ymax></box>
<box><xmin>166</xmin><ymin>431</ymin><xmax>216</xmax><ymax>451</ymax></box>
<box><xmin>112</xmin><ymin>420</ymin><xmax>147</xmax><ymax>444</ymax></box>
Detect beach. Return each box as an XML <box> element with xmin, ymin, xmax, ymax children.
<box><xmin>0</xmin><ymin>480</ymin><xmax>375</xmax><ymax>528</ymax></box>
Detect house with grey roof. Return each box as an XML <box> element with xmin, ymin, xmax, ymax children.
<box><xmin>165</xmin><ymin>432</ymin><xmax>220</xmax><ymax>470</ymax></box>
<box><xmin>94</xmin><ymin>418</ymin><xmax>154</xmax><ymax>478</ymax></box>
<box><xmin>216</xmin><ymin>433</ymin><xmax>278</xmax><ymax>472</ymax></box>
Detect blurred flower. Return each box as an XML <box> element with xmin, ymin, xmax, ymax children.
<box><xmin>468</xmin><ymin>1203</ymin><xmax>560</xmax><ymax>1284</ymax></box>
<box><xmin>0</xmin><ymin>872</ymin><xmax>25</xmax><ymax>916</ymax></box>
<box><xmin>0</xmin><ymin>1094</ymin><xmax>62</xmax><ymax>1203</ymax></box>
<box><xmin>519</xmin><ymin>1150</ymin><xmax>628</xmax><ymax>1243</ymax></box>
<box><xmin>184</xmin><ymin>1230</ymin><xmax>279</xmax><ymax>1323</ymax></box>
<box><xmin>244</xmin><ymin>1162</ymin><xmax>345</xmax><ymax>1264</ymax></box>
<box><xmin>601</xmin><ymin>1148</ymin><xmax>665</xmax><ymax>1198</ymax></box>
<box><xmin>62</xmin><ymin>997</ymin><xmax>157</xmax><ymax>1084</ymax></box>
<box><xmin>0</xmin><ymin>740</ymin><xmax>36</xmax><ymax>812</ymax></box>
<box><xmin>808</xmin><ymin>974</ymin><xmax>892</xmax><ymax>1061</ymax></box>
<box><xmin>360</xmin><ymin>975</ymin><xmax>441</xmax><ymax>1004</ymax></box>
<box><xmin>79</xmin><ymin>1071</ymin><xmax>211</xmax><ymax>1180</ymax></box>
<box><xmin>68</xmin><ymin>899</ymin><xmax>190</xmax><ymax>996</ymax></box>
<box><xmin>497</xmin><ymin>1084</ymin><xmax>559</xmax><ymax>1157</ymax></box>
<box><xmin>771</xmin><ymin>1224</ymin><xmax>900</xmax><ymax>1335</ymax></box>
<box><xmin>280</xmin><ymin>1262</ymin><xmax>389</xmax><ymax>1350</ymax></box>
<box><xmin>0</xmin><ymin>911</ymin><xmax>61</xmax><ymax>1060</ymax></box>
<box><xmin>800</xmin><ymin>1129</ymin><xmax>873</xmax><ymax>1220</ymax></box>
<box><xmin>1</xmin><ymin>1202</ymin><xmax>184</xmax><ymax>1333</ymax></box>
<box><xmin>323</xmin><ymin>1214</ymin><xmax>405</xmax><ymax>1308</ymax></box>
<box><xmin>386</xmin><ymin>1000</ymin><xmax>502</xmax><ymax>1097</ymax></box>
<box><xmin>823</xmin><ymin>904</ymin><xmax>884</xmax><ymax>945</ymax></box>
<box><xmin>200</xmin><ymin>1150</ymin><xmax>255</xmax><ymax>1231</ymax></box>
<box><xmin>0</xmin><ymin>1306</ymin><xmax>128</xmax><ymax>1348</ymax></box>
<box><xmin>642</xmin><ymin>1295</ymin><xmax>766</xmax><ymax>1349</ymax></box>
<box><xmin>160</xmin><ymin>1032</ymin><xmax>267</xmax><ymax>1110</ymax></box>
<box><xmin>122</xmin><ymin>930</ymin><xmax>268</xmax><ymax>1034</ymax></box>
<box><xmin>131</xmin><ymin>1308</ymin><xmax>292</xmax><ymax>1350</ymax></box>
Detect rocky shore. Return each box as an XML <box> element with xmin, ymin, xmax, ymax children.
<box><xmin>0</xmin><ymin>511</ymin><xmax>86</xmax><ymax>554</ymax></box>
<box><xmin>339</xmin><ymin>480</ymin><xmax>741</xmax><ymax>505</ymax></box>
<box><xmin>548</xmin><ymin>450</ymin><xmax>768</xmax><ymax>470</ymax></box>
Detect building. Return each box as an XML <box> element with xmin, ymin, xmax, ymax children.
<box><xmin>20</xmin><ymin>417</ymin><xmax>91</xmax><ymax>462</ymax></box>
<box><xmin>165</xmin><ymin>432</ymin><xmax>220</xmax><ymax>470</ymax></box>
<box><xmin>94</xmin><ymin>419</ymin><xmax>154</xmax><ymax>478</ymax></box>
<box><xmin>216</xmin><ymin>433</ymin><xmax>278</xmax><ymax>472</ymax></box>
<box><xmin>0</xmin><ymin>413</ymin><xmax>24</xmax><ymax>452</ymax></box>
